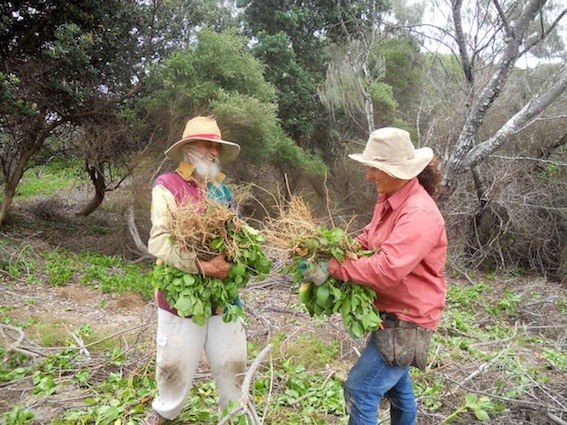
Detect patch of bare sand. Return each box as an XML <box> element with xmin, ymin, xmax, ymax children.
<box><xmin>1</xmin><ymin>279</ymin><xmax>153</xmax><ymax>339</ymax></box>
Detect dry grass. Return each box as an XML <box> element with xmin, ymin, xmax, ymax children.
<box><xmin>262</xmin><ymin>195</ymin><xmax>319</xmax><ymax>254</ymax></box>
<box><xmin>167</xmin><ymin>199</ymin><xmax>239</xmax><ymax>261</ymax></box>
<box><xmin>262</xmin><ymin>194</ymin><xmax>362</xmax><ymax>266</ymax></box>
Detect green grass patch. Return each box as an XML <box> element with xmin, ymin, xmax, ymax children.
<box><xmin>37</xmin><ymin>248</ymin><xmax>153</xmax><ymax>299</ymax></box>
<box><xmin>76</xmin><ymin>251</ymin><xmax>153</xmax><ymax>299</ymax></box>
<box><xmin>2</xmin><ymin>253</ymin><xmax>564</xmax><ymax>424</ymax></box>
<box><xmin>42</xmin><ymin>249</ymin><xmax>75</xmax><ymax>286</ymax></box>
<box><xmin>16</xmin><ymin>159</ymin><xmax>82</xmax><ymax>199</ymax></box>
<box><xmin>0</xmin><ymin>405</ymin><xmax>35</xmax><ymax>424</ymax></box>
<box><xmin>542</xmin><ymin>348</ymin><xmax>567</xmax><ymax>372</ymax></box>
<box><xmin>283</xmin><ymin>334</ymin><xmax>339</xmax><ymax>368</ymax></box>
<box><xmin>0</xmin><ymin>241</ymin><xmax>38</xmax><ymax>279</ymax></box>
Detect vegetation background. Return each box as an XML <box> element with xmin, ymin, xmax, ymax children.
<box><xmin>1</xmin><ymin>0</ymin><xmax>566</xmax><ymax>424</ymax></box>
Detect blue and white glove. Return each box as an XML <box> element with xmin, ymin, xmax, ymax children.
<box><xmin>298</xmin><ymin>260</ymin><xmax>329</xmax><ymax>286</ymax></box>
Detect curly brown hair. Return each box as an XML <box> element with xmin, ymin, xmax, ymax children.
<box><xmin>417</xmin><ymin>158</ymin><xmax>443</xmax><ymax>199</ymax></box>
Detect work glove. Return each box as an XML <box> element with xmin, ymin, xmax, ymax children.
<box><xmin>298</xmin><ymin>260</ymin><xmax>329</xmax><ymax>286</ymax></box>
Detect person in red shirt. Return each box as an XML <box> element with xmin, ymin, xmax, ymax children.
<box><xmin>303</xmin><ymin>127</ymin><xmax>447</xmax><ymax>425</ymax></box>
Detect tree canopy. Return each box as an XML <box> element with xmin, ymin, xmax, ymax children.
<box><xmin>0</xmin><ymin>0</ymin><xmax>565</xmax><ymax>278</ymax></box>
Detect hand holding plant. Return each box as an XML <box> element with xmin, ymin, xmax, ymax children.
<box><xmin>152</xmin><ymin>200</ymin><xmax>271</xmax><ymax>325</ymax></box>
<box><xmin>298</xmin><ymin>259</ymin><xmax>329</xmax><ymax>285</ymax></box>
<box><xmin>264</xmin><ymin>196</ymin><xmax>381</xmax><ymax>338</ymax></box>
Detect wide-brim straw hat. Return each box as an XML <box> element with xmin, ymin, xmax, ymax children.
<box><xmin>164</xmin><ymin>116</ymin><xmax>240</xmax><ymax>163</ymax></box>
<box><xmin>348</xmin><ymin>127</ymin><xmax>433</xmax><ymax>180</ymax></box>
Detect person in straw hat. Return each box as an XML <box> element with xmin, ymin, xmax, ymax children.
<box><xmin>144</xmin><ymin>116</ymin><xmax>244</xmax><ymax>424</ymax></box>
<box><xmin>302</xmin><ymin>127</ymin><xmax>447</xmax><ymax>425</ymax></box>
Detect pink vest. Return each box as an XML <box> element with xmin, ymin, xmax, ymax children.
<box><xmin>154</xmin><ymin>172</ymin><xmax>203</xmax><ymax>314</ymax></box>
<box><xmin>155</xmin><ymin>172</ymin><xmax>203</xmax><ymax>205</ymax></box>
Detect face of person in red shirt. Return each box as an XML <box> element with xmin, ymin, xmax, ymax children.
<box><xmin>366</xmin><ymin>167</ymin><xmax>408</xmax><ymax>197</ymax></box>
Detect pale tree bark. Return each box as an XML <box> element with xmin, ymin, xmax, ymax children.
<box><xmin>317</xmin><ymin>1</ymin><xmax>394</xmax><ymax>135</ymax></box>
<box><xmin>464</xmin><ymin>69</ymin><xmax>567</xmax><ymax>168</ymax></box>
<box><xmin>442</xmin><ymin>0</ymin><xmax>558</xmax><ymax>199</ymax></box>
<box><xmin>361</xmin><ymin>61</ymin><xmax>375</xmax><ymax>134</ymax></box>
<box><xmin>452</xmin><ymin>0</ymin><xmax>474</xmax><ymax>86</ymax></box>
<box><xmin>337</xmin><ymin>3</ymin><xmax>377</xmax><ymax>135</ymax></box>
<box><xmin>123</xmin><ymin>205</ymin><xmax>149</xmax><ymax>255</ymax></box>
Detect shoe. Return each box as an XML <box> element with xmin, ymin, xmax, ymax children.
<box><xmin>141</xmin><ymin>411</ymin><xmax>169</xmax><ymax>425</ymax></box>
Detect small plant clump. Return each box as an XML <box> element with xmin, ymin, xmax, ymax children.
<box><xmin>152</xmin><ymin>200</ymin><xmax>271</xmax><ymax>325</ymax></box>
<box><xmin>265</xmin><ymin>196</ymin><xmax>381</xmax><ymax>338</ymax></box>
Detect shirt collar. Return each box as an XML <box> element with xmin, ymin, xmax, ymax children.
<box><xmin>384</xmin><ymin>177</ymin><xmax>419</xmax><ymax>211</ymax></box>
<box><xmin>175</xmin><ymin>161</ymin><xmax>226</xmax><ymax>184</ymax></box>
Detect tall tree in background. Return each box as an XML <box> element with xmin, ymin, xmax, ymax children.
<box><xmin>437</xmin><ymin>0</ymin><xmax>567</xmax><ymax>199</ymax></box>
<box><xmin>0</xmin><ymin>0</ymin><xmax>237</xmax><ymax>223</ymax></box>
<box><xmin>317</xmin><ymin>1</ymin><xmax>424</xmax><ymax>140</ymax></box>
<box><xmin>0</xmin><ymin>0</ymin><xmax>148</xmax><ymax>225</ymax></box>
<box><xmin>140</xmin><ymin>28</ymin><xmax>326</xmax><ymax>176</ymax></box>
<box><xmin>240</xmin><ymin>0</ymin><xmax>377</xmax><ymax>155</ymax></box>
<box><xmin>415</xmin><ymin>0</ymin><xmax>566</xmax><ymax>277</ymax></box>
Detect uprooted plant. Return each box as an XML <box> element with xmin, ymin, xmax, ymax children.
<box><xmin>152</xmin><ymin>200</ymin><xmax>271</xmax><ymax>325</ymax></box>
<box><xmin>264</xmin><ymin>195</ymin><xmax>381</xmax><ymax>338</ymax></box>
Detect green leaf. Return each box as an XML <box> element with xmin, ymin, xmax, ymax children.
<box><xmin>182</xmin><ymin>274</ymin><xmax>196</xmax><ymax>285</ymax></box>
<box><xmin>351</xmin><ymin>322</ymin><xmax>363</xmax><ymax>338</ymax></box>
<box><xmin>232</xmin><ymin>263</ymin><xmax>246</xmax><ymax>276</ymax></box>
<box><xmin>316</xmin><ymin>285</ymin><xmax>330</xmax><ymax>306</ymax></box>
<box><xmin>474</xmin><ymin>409</ymin><xmax>490</xmax><ymax>421</ymax></box>
<box><xmin>464</xmin><ymin>394</ymin><xmax>477</xmax><ymax>405</ymax></box>
<box><xmin>174</xmin><ymin>295</ymin><xmax>193</xmax><ymax>315</ymax></box>
<box><xmin>243</xmin><ymin>224</ymin><xmax>259</xmax><ymax>235</ymax></box>
<box><xmin>340</xmin><ymin>298</ymin><xmax>351</xmax><ymax>319</ymax></box>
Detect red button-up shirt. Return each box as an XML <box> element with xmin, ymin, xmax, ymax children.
<box><xmin>329</xmin><ymin>178</ymin><xmax>447</xmax><ymax>330</ymax></box>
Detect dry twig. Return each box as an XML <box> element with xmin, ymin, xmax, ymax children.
<box><xmin>217</xmin><ymin>344</ymin><xmax>273</xmax><ymax>425</ymax></box>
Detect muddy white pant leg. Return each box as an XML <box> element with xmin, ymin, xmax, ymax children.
<box><xmin>152</xmin><ymin>309</ymin><xmax>207</xmax><ymax>420</ymax></box>
<box><xmin>205</xmin><ymin>316</ymin><xmax>247</xmax><ymax>410</ymax></box>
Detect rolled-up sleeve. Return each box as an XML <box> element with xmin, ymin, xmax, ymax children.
<box><xmin>148</xmin><ymin>185</ymin><xmax>199</xmax><ymax>274</ymax></box>
<box><xmin>329</xmin><ymin>206</ymin><xmax>443</xmax><ymax>292</ymax></box>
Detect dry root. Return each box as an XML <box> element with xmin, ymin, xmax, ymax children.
<box><xmin>167</xmin><ymin>199</ymin><xmax>240</xmax><ymax>261</ymax></box>
<box><xmin>263</xmin><ymin>195</ymin><xmax>319</xmax><ymax>253</ymax></box>
<box><xmin>263</xmin><ymin>195</ymin><xmax>360</xmax><ymax>261</ymax></box>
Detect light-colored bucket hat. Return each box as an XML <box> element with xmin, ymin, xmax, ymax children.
<box><xmin>164</xmin><ymin>116</ymin><xmax>240</xmax><ymax>163</ymax></box>
<box><xmin>348</xmin><ymin>127</ymin><xmax>433</xmax><ymax>180</ymax></box>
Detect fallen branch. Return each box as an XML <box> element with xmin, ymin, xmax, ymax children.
<box><xmin>218</xmin><ymin>344</ymin><xmax>273</xmax><ymax>425</ymax></box>
<box><xmin>123</xmin><ymin>205</ymin><xmax>149</xmax><ymax>255</ymax></box>
<box><xmin>246</xmin><ymin>279</ymin><xmax>286</xmax><ymax>290</ymax></box>
<box><xmin>444</xmin><ymin>377</ymin><xmax>567</xmax><ymax>413</ymax></box>
<box><xmin>548</xmin><ymin>412</ymin><xmax>567</xmax><ymax>425</ymax></box>
<box><xmin>0</xmin><ymin>324</ymin><xmax>41</xmax><ymax>360</ymax></box>
<box><xmin>68</xmin><ymin>330</ymin><xmax>92</xmax><ymax>360</ymax></box>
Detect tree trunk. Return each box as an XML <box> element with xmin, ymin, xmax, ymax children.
<box><xmin>0</xmin><ymin>184</ymin><xmax>16</xmax><ymax>226</ymax></box>
<box><xmin>76</xmin><ymin>162</ymin><xmax>106</xmax><ymax>216</ymax></box>
<box><xmin>0</xmin><ymin>118</ymin><xmax>65</xmax><ymax>226</ymax></box>
<box><xmin>0</xmin><ymin>138</ymin><xmax>46</xmax><ymax>225</ymax></box>
<box><xmin>361</xmin><ymin>62</ymin><xmax>375</xmax><ymax>134</ymax></box>
<box><xmin>464</xmin><ymin>70</ymin><xmax>567</xmax><ymax>168</ymax></box>
<box><xmin>123</xmin><ymin>205</ymin><xmax>148</xmax><ymax>255</ymax></box>
<box><xmin>441</xmin><ymin>0</ymin><xmax>550</xmax><ymax>200</ymax></box>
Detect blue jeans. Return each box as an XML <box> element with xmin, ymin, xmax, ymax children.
<box><xmin>344</xmin><ymin>335</ymin><xmax>417</xmax><ymax>425</ymax></box>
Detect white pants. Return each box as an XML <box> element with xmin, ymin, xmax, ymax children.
<box><xmin>151</xmin><ymin>309</ymin><xmax>247</xmax><ymax>420</ymax></box>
